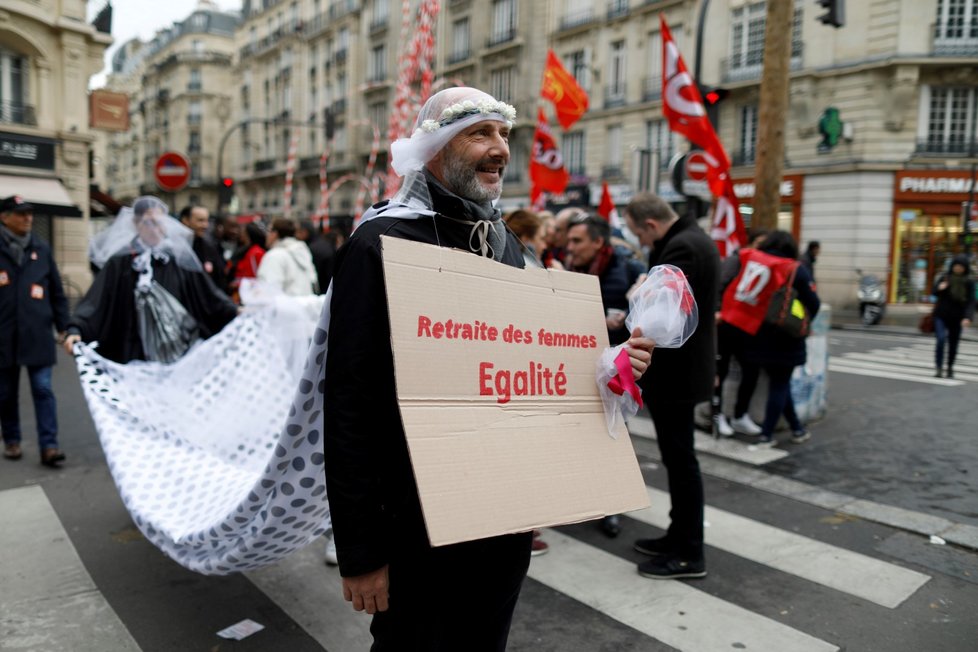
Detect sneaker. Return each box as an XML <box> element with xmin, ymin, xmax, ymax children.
<box><xmin>791</xmin><ymin>430</ymin><xmax>811</xmax><ymax>444</ymax></box>
<box><xmin>715</xmin><ymin>414</ymin><xmax>734</xmax><ymax>437</ymax></box>
<box><xmin>731</xmin><ymin>414</ymin><xmax>763</xmax><ymax>435</ymax></box>
<box><xmin>324</xmin><ymin>535</ymin><xmax>339</xmax><ymax>566</ymax></box>
<box><xmin>638</xmin><ymin>556</ymin><xmax>707</xmax><ymax>580</ymax></box>
<box><xmin>634</xmin><ymin>536</ymin><xmax>676</xmax><ymax>557</ymax></box>
<box><xmin>934</xmin><ymin>369</ymin><xmax>943</xmax><ymax>378</ymax></box>
<box><xmin>531</xmin><ymin>534</ymin><xmax>549</xmax><ymax>557</ymax></box>
<box><xmin>755</xmin><ymin>436</ymin><xmax>776</xmax><ymax>448</ymax></box>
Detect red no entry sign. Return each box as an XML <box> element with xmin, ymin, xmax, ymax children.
<box><xmin>154</xmin><ymin>151</ymin><xmax>191</xmax><ymax>192</ymax></box>
<box><xmin>684</xmin><ymin>150</ymin><xmax>714</xmax><ymax>182</ymax></box>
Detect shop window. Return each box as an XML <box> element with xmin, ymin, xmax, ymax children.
<box><xmin>893</xmin><ymin>213</ymin><xmax>965</xmax><ymax>304</ymax></box>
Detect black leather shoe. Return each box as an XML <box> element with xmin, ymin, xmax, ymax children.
<box><xmin>40</xmin><ymin>449</ymin><xmax>66</xmax><ymax>468</ymax></box>
<box><xmin>638</xmin><ymin>556</ymin><xmax>707</xmax><ymax>579</ymax></box>
<box><xmin>634</xmin><ymin>535</ymin><xmax>677</xmax><ymax>556</ymax></box>
<box><xmin>600</xmin><ymin>515</ymin><xmax>621</xmax><ymax>538</ymax></box>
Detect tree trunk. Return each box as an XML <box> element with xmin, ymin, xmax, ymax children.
<box><xmin>752</xmin><ymin>0</ymin><xmax>795</xmax><ymax>231</ymax></box>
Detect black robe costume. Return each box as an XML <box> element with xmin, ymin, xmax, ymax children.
<box><xmin>324</xmin><ymin>180</ymin><xmax>533</xmax><ymax>650</ymax></box>
<box><xmin>68</xmin><ymin>250</ymin><xmax>238</xmax><ymax>364</ymax></box>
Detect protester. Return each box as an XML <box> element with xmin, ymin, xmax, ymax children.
<box><xmin>257</xmin><ymin>218</ymin><xmax>318</xmax><ymax>296</ymax></box>
<box><xmin>800</xmin><ymin>240</ymin><xmax>820</xmax><ymax>281</ymax></box>
<box><xmin>179</xmin><ymin>205</ymin><xmax>228</xmax><ymax>294</ymax></box>
<box><xmin>503</xmin><ymin>209</ymin><xmax>545</xmax><ymax>267</ymax></box>
<box><xmin>732</xmin><ymin>231</ymin><xmax>820</xmax><ymax>446</ymax></box>
<box><xmin>543</xmin><ymin>206</ymin><xmax>584</xmax><ymax>267</ymax></box>
<box><xmin>624</xmin><ymin>193</ymin><xmax>719</xmax><ymax>580</ymax></box>
<box><xmin>0</xmin><ymin>195</ymin><xmax>70</xmax><ymax>467</ymax></box>
<box><xmin>932</xmin><ymin>254</ymin><xmax>975</xmax><ymax>378</ymax></box>
<box><xmin>228</xmin><ymin>221</ymin><xmax>267</xmax><ymax>301</ymax></box>
<box><xmin>296</xmin><ymin>219</ymin><xmax>336</xmax><ymax>294</ymax></box>
<box><xmin>220</xmin><ymin>215</ymin><xmax>241</xmax><ymax>266</ymax></box>
<box><xmin>324</xmin><ymin>86</ymin><xmax>654</xmax><ymax>648</ymax></box>
<box><xmin>715</xmin><ymin>229</ymin><xmax>768</xmax><ymax>437</ymax></box>
<box><xmin>566</xmin><ymin>213</ymin><xmax>646</xmax><ymax>538</ymax></box>
<box><xmin>63</xmin><ymin>196</ymin><xmax>238</xmax><ymax>364</ymax></box>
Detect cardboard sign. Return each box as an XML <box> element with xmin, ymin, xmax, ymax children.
<box><xmin>381</xmin><ymin>236</ymin><xmax>650</xmax><ymax>546</ymax></box>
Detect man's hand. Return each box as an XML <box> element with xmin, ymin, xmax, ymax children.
<box><xmin>624</xmin><ymin>327</ymin><xmax>655</xmax><ymax>380</ymax></box>
<box><xmin>342</xmin><ymin>565</ymin><xmax>390</xmax><ymax>614</ymax></box>
<box><xmin>963</xmin><ymin>318</ymin><xmax>972</xmax><ymax>328</ymax></box>
<box><xmin>62</xmin><ymin>334</ymin><xmax>81</xmax><ymax>355</ymax></box>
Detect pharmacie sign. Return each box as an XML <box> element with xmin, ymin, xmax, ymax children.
<box><xmin>895</xmin><ymin>170</ymin><xmax>978</xmax><ymax>200</ymax></box>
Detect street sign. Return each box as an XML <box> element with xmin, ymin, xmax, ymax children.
<box><xmin>684</xmin><ymin>150</ymin><xmax>713</xmax><ymax>182</ymax></box>
<box><xmin>154</xmin><ymin>151</ymin><xmax>191</xmax><ymax>192</ymax></box>
<box><xmin>670</xmin><ymin>150</ymin><xmax>716</xmax><ymax>200</ymax></box>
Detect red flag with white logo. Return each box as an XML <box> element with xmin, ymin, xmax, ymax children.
<box><xmin>660</xmin><ymin>16</ymin><xmax>730</xmax><ymax>170</ymax></box>
<box><xmin>529</xmin><ymin>108</ymin><xmax>570</xmax><ymax>204</ymax></box>
<box><xmin>709</xmin><ymin>176</ymin><xmax>748</xmax><ymax>257</ymax></box>
<box><xmin>540</xmin><ymin>49</ymin><xmax>589</xmax><ymax>130</ymax></box>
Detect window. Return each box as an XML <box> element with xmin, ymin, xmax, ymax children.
<box><xmin>188</xmin><ymin>99</ymin><xmax>202</xmax><ymax>125</ymax></box>
<box><xmin>0</xmin><ymin>49</ymin><xmax>30</xmax><ymax>124</ymax></box>
<box><xmin>191</xmin><ymin>13</ymin><xmax>207</xmax><ymax>30</ymax></box>
<box><xmin>188</xmin><ymin>131</ymin><xmax>201</xmax><ymax>154</ymax></box>
<box><xmin>369</xmin><ymin>44</ymin><xmax>387</xmax><ymax>81</ymax></box>
<box><xmin>290</xmin><ymin>1</ymin><xmax>299</xmax><ymax>26</ymax></box>
<box><xmin>372</xmin><ymin>0</ymin><xmax>389</xmax><ymax>22</ymax></box>
<box><xmin>504</xmin><ymin>140</ymin><xmax>523</xmax><ymax>182</ymax></box>
<box><xmin>739</xmin><ymin>104</ymin><xmax>758</xmax><ymax>163</ymax></box>
<box><xmin>563</xmin><ymin>131</ymin><xmax>585</xmax><ymax>175</ymax></box>
<box><xmin>368</xmin><ymin>101</ymin><xmax>388</xmax><ymax>133</ymax></box>
<box><xmin>192</xmin><ymin>39</ymin><xmax>203</xmax><ymax>53</ymax></box>
<box><xmin>565</xmin><ymin>49</ymin><xmax>590</xmax><ymax>91</ymax></box>
<box><xmin>490</xmin><ymin>0</ymin><xmax>516</xmax><ymax>45</ymax></box>
<box><xmin>729</xmin><ymin>2</ymin><xmax>802</xmax><ymax>74</ymax></box>
<box><xmin>451</xmin><ymin>18</ymin><xmax>471</xmax><ymax>62</ymax></box>
<box><xmin>645</xmin><ymin>119</ymin><xmax>675</xmax><ymax>167</ymax></box>
<box><xmin>489</xmin><ymin>66</ymin><xmax>514</xmax><ymax>103</ymax></box>
<box><xmin>935</xmin><ymin>0</ymin><xmax>978</xmax><ymax>53</ymax></box>
<box><xmin>604</xmin><ymin>125</ymin><xmax>622</xmax><ymax>177</ymax></box>
<box><xmin>334</xmin><ymin>123</ymin><xmax>347</xmax><ymax>151</ymax></box>
<box><xmin>925</xmin><ymin>87</ymin><xmax>978</xmax><ymax>154</ymax></box>
<box><xmin>607</xmin><ymin>40</ymin><xmax>626</xmax><ymax>104</ymax></box>
<box><xmin>188</xmin><ymin>68</ymin><xmax>201</xmax><ymax>92</ymax></box>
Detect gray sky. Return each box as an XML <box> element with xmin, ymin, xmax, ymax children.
<box><xmin>87</xmin><ymin>0</ymin><xmax>242</xmax><ymax>88</ymax></box>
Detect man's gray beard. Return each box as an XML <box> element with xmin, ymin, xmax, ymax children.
<box><xmin>442</xmin><ymin>154</ymin><xmax>503</xmax><ymax>202</ymax></box>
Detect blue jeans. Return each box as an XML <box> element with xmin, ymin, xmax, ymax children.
<box><xmin>0</xmin><ymin>365</ymin><xmax>59</xmax><ymax>451</ymax></box>
<box><xmin>934</xmin><ymin>317</ymin><xmax>961</xmax><ymax>371</ymax></box>
<box><xmin>761</xmin><ymin>364</ymin><xmax>803</xmax><ymax>437</ymax></box>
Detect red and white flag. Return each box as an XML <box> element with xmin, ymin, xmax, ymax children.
<box><xmin>529</xmin><ymin>108</ymin><xmax>570</xmax><ymax>205</ymax></box>
<box><xmin>660</xmin><ymin>14</ymin><xmax>745</xmax><ymax>254</ymax></box>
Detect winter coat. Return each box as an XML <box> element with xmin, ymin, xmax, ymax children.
<box><xmin>739</xmin><ymin>261</ymin><xmax>820</xmax><ymax>368</ymax></box>
<box><xmin>257</xmin><ymin>237</ymin><xmax>318</xmax><ymax>296</ymax></box>
<box><xmin>640</xmin><ymin>214</ymin><xmax>721</xmax><ymax>403</ymax></box>
<box><xmin>597</xmin><ymin>250</ymin><xmax>646</xmax><ymax>346</ymax></box>
<box><xmin>932</xmin><ymin>255</ymin><xmax>976</xmax><ymax>324</ymax></box>
<box><xmin>0</xmin><ymin>233</ymin><xmax>69</xmax><ymax>367</ymax></box>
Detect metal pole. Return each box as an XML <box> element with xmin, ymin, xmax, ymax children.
<box><xmin>694</xmin><ymin>0</ymin><xmax>712</xmax><ymax>84</ymax></box>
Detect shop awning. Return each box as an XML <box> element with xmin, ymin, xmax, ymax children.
<box><xmin>0</xmin><ymin>174</ymin><xmax>83</xmax><ymax>217</ymax></box>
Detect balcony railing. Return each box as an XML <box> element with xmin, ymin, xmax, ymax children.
<box><xmin>607</xmin><ymin>1</ymin><xmax>629</xmax><ymax>21</ymax></box>
<box><xmin>299</xmin><ymin>155</ymin><xmax>321</xmax><ymax>171</ymax></box>
<box><xmin>560</xmin><ymin>9</ymin><xmax>596</xmax><ymax>31</ymax></box>
<box><xmin>0</xmin><ymin>100</ymin><xmax>37</xmax><ymax>126</ymax></box>
<box><xmin>329</xmin><ymin>0</ymin><xmax>359</xmax><ymax>20</ymax></box>
<box><xmin>731</xmin><ymin>149</ymin><xmax>756</xmax><ymax>166</ymax></box>
<box><xmin>487</xmin><ymin>28</ymin><xmax>516</xmax><ymax>48</ymax></box>
<box><xmin>447</xmin><ymin>49</ymin><xmax>472</xmax><ymax>65</ymax></box>
<box><xmin>604</xmin><ymin>83</ymin><xmax>627</xmax><ymax>108</ymax></box>
<box><xmin>601</xmin><ymin>164</ymin><xmax>624</xmax><ymax>179</ymax></box>
<box><xmin>187</xmin><ymin>82</ymin><xmax>202</xmax><ymax>92</ymax></box>
<box><xmin>187</xmin><ymin>114</ymin><xmax>202</xmax><ymax>125</ymax></box>
<box><xmin>642</xmin><ymin>76</ymin><xmax>662</xmax><ymax>101</ymax></box>
<box><xmin>913</xmin><ymin>139</ymin><xmax>978</xmax><ymax>156</ymax></box>
<box><xmin>254</xmin><ymin>158</ymin><xmax>277</xmax><ymax>172</ymax></box>
<box><xmin>722</xmin><ymin>47</ymin><xmax>803</xmax><ymax>83</ymax></box>
<box><xmin>369</xmin><ymin>16</ymin><xmax>389</xmax><ymax>33</ymax></box>
<box><xmin>933</xmin><ymin>19</ymin><xmax>978</xmax><ymax>55</ymax></box>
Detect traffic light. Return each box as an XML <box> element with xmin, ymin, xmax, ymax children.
<box><xmin>817</xmin><ymin>0</ymin><xmax>845</xmax><ymax>28</ymax></box>
<box><xmin>219</xmin><ymin>177</ymin><xmax>234</xmax><ymax>206</ymax></box>
<box><xmin>698</xmin><ymin>85</ymin><xmax>729</xmax><ymax>128</ymax></box>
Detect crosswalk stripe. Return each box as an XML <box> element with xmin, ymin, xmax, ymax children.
<box><xmin>828</xmin><ymin>360</ymin><xmax>966</xmax><ymax>385</ymax></box>
<box><xmin>0</xmin><ymin>486</ymin><xmax>141</xmax><ymax>651</ymax></box>
<box><xmin>838</xmin><ymin>353</ymin><xmax>978</xmax><ymax>379</ymax></box>
<box><xmin>849</xmin><ymin>349</ymin><xmax>978</xmax><ymax>372</ymax></box>
<box><xmin>630</xmin><ymin>487</ymin><xmax>931</xmax><ymax>609</ymax></box>
<box><xmin>529</xmin><ymin>530</ymin><xmax>840</xmax><ymax>652</ymax></box>
<box><xmin>628</xmin><ymin>415</ymin><xmax>789</xmax><ymax>464</ymax></box>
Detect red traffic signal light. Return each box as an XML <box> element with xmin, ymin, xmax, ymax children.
<box><xmin>702</xmin><ymin>87</ymin><xmax>729</xmax><ymax>106</ymax></box>
<box><xmin>221</xmin><ymin>177</ymin><xmax>234</xmax><ymax>188</ymax></box>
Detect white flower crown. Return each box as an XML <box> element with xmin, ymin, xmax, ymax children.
<box><xmin>419</xmin><ymin>99</ymin><xmax>517</xmax><ymax>133</ymax></box>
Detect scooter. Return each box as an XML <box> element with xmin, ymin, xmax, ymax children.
<box><xmin>856</xmin><ymin>269</ymin><xmax>886</xmax><ymax>325</ymax></box>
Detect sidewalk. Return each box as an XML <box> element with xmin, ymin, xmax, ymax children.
<box><xmin>831</xmin><ymin>304</ymin><xmax>978</xmax><ymax>341</ymax></box>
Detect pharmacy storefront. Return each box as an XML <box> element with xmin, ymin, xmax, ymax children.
<box><xmin>891</xmin><ymin>170</ymin><xmax>976</xmax><ymax>304</ymax></box>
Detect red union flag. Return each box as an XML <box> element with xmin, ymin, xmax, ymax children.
<box><xmin>529</xmin><ymin>108</ymin><xmax>570</xmax><ymax>204</ymax></box>
<box><xmin>710</xmin><ymin>176</ymin><xmax>748</xmax><ymax>257</ymax></box>
<box><xmin>540</xmin><ymin>49</ymin><xmax>589</xmax><ymax>130</ymax></box>
<box><xmin>660</xmin><ymin>16</ymin><xmax>730</xmax><ymax>171</ymax></box>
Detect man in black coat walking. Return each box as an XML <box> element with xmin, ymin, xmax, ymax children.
<box><xmin>0</xmin><ymin>196</ymin><xmax>69</xmax><ymax>467</ymax></box>
<box><xmin>624</xmin><ymin>193</ymin><xmax>720</xmax><ymax>579</ymax></box>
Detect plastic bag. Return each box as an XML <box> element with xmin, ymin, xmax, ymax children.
<box><xmin>596</xmin><ymin>264</ymin><xmax>699</xmax><ymax>437</ymax></box>
<box><xmin>625</xmin><ymin>264</ymin><xmax>698</xmax><ymax>348</ymax></box>
<box><xmin>135</xmin><ymin>280</ymin><xmax>200</xmax><ymax>363</ymax></box>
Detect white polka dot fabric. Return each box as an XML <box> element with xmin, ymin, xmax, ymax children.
<box><xmin>75</xmin><ymin>300</ymin><xmax>330</xmax><ymax>575</ymax></box>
